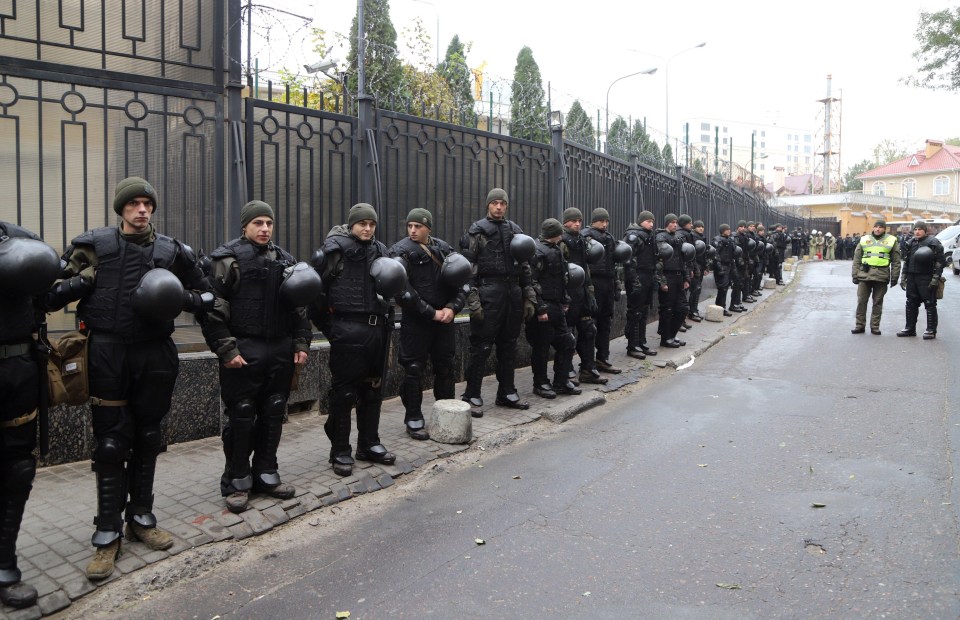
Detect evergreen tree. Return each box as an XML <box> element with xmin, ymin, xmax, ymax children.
<box><xmin>346</xmin><ymin>0</ymin><xmax>404</xmax><ymax>110</ymax></box>
<box><xmin>607</xmin><ymin>117</ymin><xmax>629</xmax><ymax>159</ymax></box>
<box><xmin>509</xmin><ymin>46</ymin><xmax>547</xmax><ymax>143</ymax></box>
<box><xmin>437</xmin><ymin>35</ymin><xmax>475</xmax><ymax>123</ymax></box>
<box><xmin>661</xmin><ymin>143</ymin><xmax>675</xmax><ymax>169</ymax></box>
<box><xmin>565</xmin><ymin>101</ymin><xmax>595</xmax><ymax>149</ymax></box>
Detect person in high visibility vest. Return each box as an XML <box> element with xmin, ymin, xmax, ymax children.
<box><xmin>851</xmin><ymin>220</ymin><xmax>901</xmax><ymax>335</ymax></box>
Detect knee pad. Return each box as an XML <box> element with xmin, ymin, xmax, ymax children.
<box><xmin>229</xmin><ymin>398</ymin><xmax>257</xmax><ymax>427</ymax></box>
<box><xmin>357</xmin><ymin>385</ymin><xmax>383</xmax><ymax>407</ymax></box>
<box><xmin>579</xmin><ymin>318</ymin><xmax>597</xmax><ymax>339</ymax></box>
<box><xmin>331</xmin><ymin>389</ymin><xmax>358</xmax><ymax>408</ymax></box>
<box><xmin>559</xmin><ymin>332</ymin><xmax>577</xmax><ymax>352</ymax></box>
<box><xmin>402</xmin><ymin>360</ymin><xmax>425</xmax><ymax>379</ymax></box>
<box><xmin>477</xmin><ymin>343</ymin><xmax>493</xmax><ymax>357</ymax></box>
<box><xmin>263</xmin><ymin>393</ymin><xmax>287</xmax><ymax>418</ymax></box>
<box><xmin>93</xmin><ymin>436</ymin><xmax>129</xmax><ymax>465</ymax></box>
<box><xmin>134</xmin><ymin>426</ymin><xmax>163</xmax><ymax>457</ymax></box>
<box><xmin>2</xmin><ymin>457</ymin><xmax>36</xmax><ymax>494</ymax></box>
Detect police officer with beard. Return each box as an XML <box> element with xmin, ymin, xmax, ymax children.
<box><xmin>0</xmin><ymin>223</ymin><xmax>59</xmax><ymax>609</ymax></box>
<box><xmin>202</xmin><ymin>201</ymin><xmax>311</xmax><ymax>514</ymax></box>
<box><xmin>45</xmin><ymin>176</ymin><xmax>212</xmax><ymax>580</ymax></box>
<box><xmin>560</xmin><ymin>208</ymin><xmax>606</xmax><ymax>385</ymax></box>
<box><xmin>656</xmin><ymin>213</ymin><xmax>690</xmax><ymax>348</ymax></box>
<box><xmin>526</xmin><ymin>219</ymin><xmax>581</xmax><ymax>399</ymax></box>
<box><xmin>388</xmin><ymin>208</ymin><xmax>465</xmax><ymax>440</ymax></box>
<box><xmin>711</xmin><ymin>224</ymin><xmax>736</xmax><ymax>317</ymax></box>
<box><xmin>582</xmin><ymin>209</ymin><xmax>622</xmax><ymax>373</ymax></box>
<box><xmin>623</xmin><ymin>210</ymin><xmax>659</xmax><ymax>358</ymax></box>
<box><xmin>460</xmin><ymin>188</ymin><xmax>538</xmax><ymax>411</ymax></box>
<box><xmin>311</xmin><ymin>203</ymin><xmax>403</xmax><ymax>477</ymax></box>
<box><xmin>897</xmin><ymin>221</ymin><xmax>945</xmax><ymax>340</ymax></box>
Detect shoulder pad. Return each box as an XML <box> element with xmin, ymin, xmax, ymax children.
<box><xmin>178</xmin><ymin>241</ymin><xmax>198</xmax><ymax>263</ymax></box>
<box><xmin>507</xmin><ymin>220</ymin><xmax>524</xmax><ymax>234</ymax></box>
<box><xmin>72</xmin><ymin>229</ymin><xmax>96</xmax><ymax>247</ymax></box>
<box><xmin>209</xmin><ymin>238</ymin><xmax>243</xmax><ymax>259</ymax></box>
<box><xmin>467</xmin><ymin>221</ymin><xmax>484</xmax><ymax>235</ymax></box>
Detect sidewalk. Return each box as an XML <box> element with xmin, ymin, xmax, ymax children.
<box><xmin>2</xmin><ymin>264</ymin><xmax>798</xmax><ymax>619</ymax></box>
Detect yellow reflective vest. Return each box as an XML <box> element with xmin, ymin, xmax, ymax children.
<box><xmin>859</xmin><ymin>234</ymin><xmax>896</xmax><ymax>267</ymax></box>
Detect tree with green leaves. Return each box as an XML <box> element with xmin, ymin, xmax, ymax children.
<box><xmin>841</xmin><ymin>159</ymin><xmax>876</xmax><ymax>191</ymax></box>
<box><xmin>907</xmin><ymin>8</ymin><xmax>960</xmax><ymax>91</ymax></box>
<box><xmin>509</xmin><ymin>46</ymin><xmax>547</xmax><ymax>143</ymax></box>
<box><xmin>346</xmin><ymin>0</ymin><xmax>404</xmax><ymax>110</ymax></box>
<box><xmin>872</xmin><ymin>139</ymin><xmax>910</xmax><ymax>165</ymax></box>
<box><xmin>564</xmin><ymin>101</ymin><xmax>595</xmax><ymax>149</ymax></box>
<box><xmin>437</xmin><ymin>35</ymin><xmax>475</xmax><ymax>123</ymax></box>
<box><xmin>661</xmin><ymin>143</ymin><xmax>675</xmax><ymax>170</ymax></box>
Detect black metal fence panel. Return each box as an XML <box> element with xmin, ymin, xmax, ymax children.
<box><xmin>562</xmin><ymin>141</ymin><xmax>632</xmax><ymax>235</ymax></box>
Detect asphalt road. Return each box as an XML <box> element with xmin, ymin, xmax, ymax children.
<box><xmin>61</xmin><ymin>262</ymin><xmax>960</xmax><ymax>619</ymax></box>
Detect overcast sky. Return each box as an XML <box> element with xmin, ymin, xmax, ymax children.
<box><xmin>249</xmin><ymin>0</ymin><xmax>959</xmax><ymax>169</ymax></box>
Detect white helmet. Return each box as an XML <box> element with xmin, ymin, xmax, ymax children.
<box><xmin>811</xmin><ymin>229</ymin><xmax>818</xmax><ymax>234</ymax></box>
<box><xmin>826</xmin><ymin>232</ymin><xmax>832</xmax><ymax>237</ymax></box>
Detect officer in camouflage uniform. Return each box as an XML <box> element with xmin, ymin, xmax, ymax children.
<box><xmin>711</xmin><ymin>224</ymin><xmax>736</xmax><ymax>317</ymax></box>
<box><xmin>389</xmin><ymin>208</ymin><xmax>465</xmax><ymax>440</ymax></box>
<box><xmin>311</xmin><ymin>204</ymin><xmax>403</xmax><ymax>476</ymax></box>
<box><xmin>851</xmin><ymin>219</ymin><xmax>900</xmax><ymax>335</ymax></box>
<box><xmin>677</xmin><ymin>214</ymin><xmax>700</xmax><ymax>325</ymax></box>
<box><xmin>202</xmin><ymin>201</ymin><xmax>312</xmax><ymax>513</ymax></box>
<box><xmin>46</xmin><ymin>176</ymin><xmax>212</xmax><ymax>580</ymax></box>
<box><xmin>460</xmin><ymin>188</ymin><xmax>538</xmax><ymax>411</ymax></box>
<box><xmin>0</xmin><ymin>223</ymin><xmax>59</xmax><ymax>609</ymax></box>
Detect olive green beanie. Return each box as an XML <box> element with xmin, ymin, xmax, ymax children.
<box><xmin>562</xmin><ymin>207</ymin><xmax>583</xmax><ymax>223</ymax></box>
<box><xmin>637</xmin><ymin>210</ymin><xmax>655</xmax><ymax>224</ymax></box>
<box><xmin>113</xmin><ymin>176</ymin><xmax>159</xmax><ymax>215</ymax></box>
<box><xmin>348</xmin><ymin>203</ymin><xmax>378</xmax><ymax>227</ymax></box>
<box><xmin>406</xmin><ymin>207</ymin><xmax>433</xmax><ymax>229</ymax></box>
<box><xmin>591</xmin><ymin>208</ymin><xmax>610</xmax><ymax>223</ymax></box>
<box><xmin>240</xmin><ymin>200</ymin><xmax>275</xmax><ymax>228</ymax></box>
<box><xmin>486</xmin><ymin>188</ymin><xmax>509</xmax><ymax>205</ymax></box>
<box><xmin>541</xmin><ymin>218</ymin><xmax>564</xmax><ymax>238</ymax></box>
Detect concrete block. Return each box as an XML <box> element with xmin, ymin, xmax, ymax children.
<box><xmin>427</xmin><ymin>399</ymin><xmax>472</xmax><ymax>444</ymax></box>
<box><xmin>764</xmin><ymin>278</ymin><xmax>777</xmax><ymax>289</ymax></box>
<box><xmin>704</xmin><ymin>304</ymin><xmax>725</xmax><ymax>322</ymax></box>
<box><xmin>783</xmin><ymin>262</ymin><xmax>794</xmax><ymax>271</ymax></box>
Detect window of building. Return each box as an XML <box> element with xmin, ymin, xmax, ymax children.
<box><xmin>700</xmin><ymin>122</ymin><xmax>710</xmax><ymax>131</ymax></box>
<box><xmin>700</xmin><ymin>134</ymin><xmax>710</xmax><ymax>143</ymax></box>
<box><xmin>722</xmin><ymin>137</ymin><xmax>727</xmax><ymax>145</ymax></box>
<box><xmin>722</xmin><ymin>126</ymin><xmax>728</xmax><ymax>133</ymax></box>
<box><xmin>760</xmin><ymin>141</ymin><xmax>765</xmax><ymax>148</ymax></box>
<box><xmin>872</xmin><ymin>182</ymin><xmax>885</xmax><ymax>196</ymax></box>
<box><xmin>722</xmin><ymin>149</ymin><xmax>728</xmax><ymax>156</ymax></box>
<box><xmin>804</xmin><ymin>134</ymin><xmax>811</xmax><ymax>142</ymax></box>
<box><xmin>902</xmin><ymin>179</ymin><xmax>916</xmax><ymax>198</ymax></box>
<box><xmin>804</xmin><ymin>145</ymin><xmax>811</xmax><ymax>154</ymax></box>
<box><xmin>760</xmin><ymin>131</ymin><xmax>766</xmax><ymax>137</ymax></box>
<box><xmin>934</xmin><ymin>175</ymin><xmax>950</xmax><ymax>195</ymax></box>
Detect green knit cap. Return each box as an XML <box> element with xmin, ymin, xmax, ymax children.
<box><xmin>562</xmin><ymin>207</ymin><xmax>583</xmax><ymax>223</ymax></box>
<box><xmin>591</xmin><ymin>208</ymin><xmax>610</xmax><ymax>223</ymax></box>
<box><xmin>663</xmin><ymin>213</ymin><xmax>678</xmax><ymax>225</ymax></box>
<box><xmin>348</xmin><ymin>203</ymin><xmax>378</xmax><ymax>227</ymax></box>
<box><xmin>406</xmin><ymin>207</ymin><xmax>433</xmax><ymax>229</ymax></box>
<box><xmin>240</xmin><ymin>200</ymin><xmax>275</xmax><ymax>228</ymax></box>
<box><xmin>486</xmin><ymin>188</ymin><xmax>509</xmax><ymax>205</ymax></box>
<box><xmin>541</xmin><ymin>218</ymin><xmax>564</xmax><ymax>238</ymax></box>
<box><xmin>113</xmin><ymin>176</ymin><xmax>159</xmax><ymax>215</ymax></box>
<box><xmin>637</xmin><ymin>210</ymin><xmax>655</xmax><ymax>224</ymax></box>
<box><xmin>719</xmin><ymin>223</ymin><xmax>730</xmax><ymax>233</ymax></box>
<box><xmin>678</xmin><ymin>214</ymin><xmax>693</xmax><ymax>227</ymax></box>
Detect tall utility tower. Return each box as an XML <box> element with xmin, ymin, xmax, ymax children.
<box><xmin>815</xmin><ymin>74</ymin><xmax>842</xmax><ymax>194</ymax></box>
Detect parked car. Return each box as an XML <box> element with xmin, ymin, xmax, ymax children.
<box><xmin>934</xmin><ymin>225</ymin><xmax>960</xmax><ymax>275</ymax></box>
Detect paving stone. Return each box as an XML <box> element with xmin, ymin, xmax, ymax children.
<box><xmin>166</xmin><ymin>521</ymin><xmax>204</xmax><ymax>540</ymax></box>
<box><xmin>114</xmin><ymin>554</ymin><xmax>146</xmax><ymax>574</ymax></box>
<box><xmin>261</xmin><ymin>504</ymin><xmax>289</xmax><ymax>527</ymax></box>
<box><xmin>213</xmin><ymin>511</ymin><xmax>243</xmax><ymax>528</ymax></box>
<box><xmin>65</xmin><ymin>550</ymin><xmax>91</xmax><ymax>565</ymax></box>
<box><xmin>329</xmin><ymin>483</ymin><xmax>352</xmax><ymax>502</ymax></box>
<box><xmin>141</xmin><ymin>551</ymin><xmax>169</xmax><ymax>565</ymax></box>
<box><xmin>279</xmin><ymin>497</ymin><xmax>301</xmax><ymax>511</ymax></box>
<box><xmin>226</xmin><ymin>521</ymin><xmax>255</xmax><ymax>541</ymax></box>
<box><xmin>26</xmin><ymin>574</ymin><xmax>59</xmax><ymax>599</ymax></box>
<box><xmin>44</xmin><ymin>562</ymin><xmax>83</xmax><ymax>581</ymax></box>
<box><xmin>239</xmin><ymin>510</ymin><xmax>273</xmax><ymax>536</ymax></box>
<box><xmin>61</xmin><ymin>576</ymin><xmax>96</xmax><ymax>600</ymax></box>
<box><xmin>284</xmin><ymin>503</ymin><xmax>308</xmax><ymax>520</ymax></box>
<box><xmin>248</xmin><ymin>497</ymin><xmax>277</xmax><ymax>511</ymax></box>
<box><xmin>195</xmin><ymin>520</ymin><xmax>231</xmax><ymax>542</ymax></box>
<box><xmin>376</xmin><ymin>474</ymin><xmax>394</xmax><ymax>489</ymax></box>
<box><xmin>2</xmin><ymin>605</ymin><xmax>42</xmax><ymax>620</ymax></box>
<box><xmin>37</xmin><ymin>590</ymin><xmax>71</xmax><ymax>615</ymax></box>
<box><xmin>321</xmin><ymin>494</ymin><xmax>341</xmax><ymax>508</ymax></box>
<box><xmin>186</xmin><ymin>533</ymin><xmax>214</xmax><ymax>547</ymax></box>
<box><xmin>166</xmin><ymin>537</ymin><xmax>193</xmax><ymax>556</ymax></box>
<box><xmin>347</xmin><ymin>481</ymin><xmax>367</xmax><ymax>496</ymax></box>
<box><xmin>28</xmin><ymin>550</ymin><xmax>62</xmax><ymax>572</ymax></box>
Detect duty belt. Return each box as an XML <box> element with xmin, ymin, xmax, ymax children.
<box><xmin>0</xmin><ymin>342</ymin><xmax>32</xmax><ymax>359</ymax></box>
<box><xmin>0</xmin><ymin>410</ymin><xmax>37</xmax><ymax>428</ymax></box>
<box><xmin>477</xmin><ymin>276</ymin><xmax>519</xmax><ymax>285</ymax></box>
<box><xmin>335</xmin><ymin>313</ymin><xmax>387</xmax><ymax>326</ymax></box>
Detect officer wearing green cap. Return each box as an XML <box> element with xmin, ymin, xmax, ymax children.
<box><xmin>45</xmin><ymin>176</ymin><xmax>213</xmax><ymax>580</ymax></box>
<box><xmin>202</xmin><ymin>200</ymin><xmax>311</xmax><ymax>513</ymax></box>
<box><xmin>677</xmin><ymin>214</ymin><xmax>700</xmax><ymax>325</ymax></box>
<box><xmin>897</xmin><ymin>220</ymin><xmax>944</xmax><ymax>339</ymax></box>
<box><xmin>582</xmin><ymin>208</ymin><xmax>623</xmax><ymax>371</ymax></box>
<box><xmin>559</xmin><ymin>208</ymin><xmax>606</xmax><ymax>385</ymax></box>
<box><xmin>311</xmin><ymin>203</ymin><xmax>400</xmax><ymax>476</ymax></box>
<box><xmin>655</xmin><ymin>213</ymin><xmax>689</xmax><ymax>348</ymax></box>
<box><xmin>622</xmin><ymin>210</ymin><xmax>659</xmax><ymax>358</ymax></box>
<box><xmin>388</xmin><ymin>208</ymin><xmax>465</xmax><ymax>439</ymax></box>
<box><xmin>459</xmin><ymin>188</ymin><xmax>538</xmax><ymax>411</ymax></box>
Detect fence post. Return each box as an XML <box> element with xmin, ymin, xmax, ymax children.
<box><xmin>675</xmin><ymin>165</ymin><xmax>684</xmax><ymax>214</ymax></box>
<box><xmin>356</xmin><ymin>95</ymin><xmax>377</xmax><ymax>207</ymax></box>
<box><xmin>629</xmin><ymin>153</ymin><xmax>639</xmax><ymax>221</ymax></box>
<box><xmin>551</xmin><ymin>122</ymin><xmax>565</xmax><ymax>217</ymax></box>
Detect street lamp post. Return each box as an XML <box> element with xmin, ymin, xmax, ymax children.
<box><xmin>605</xmin><ymin>67</ymin><xmax>658</xmax><ymax>154</ymax></box>
<box><xmin>629</xmin><ymin>42</ymin><xmax>706</xmax><ymax>149</ymax></box>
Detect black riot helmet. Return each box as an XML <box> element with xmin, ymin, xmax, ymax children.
<box><xmin>705</xmin><ymin>244</ymin><xmax>717</xmax><ymax>260</ymax></box>
<box><xmin>694</xmin><ymin>239</ymin><xmax>706</xmax><ymax>257</ymax></box>
<box><xmin>747</xmin><ymin>238</ymin><xmax>757</xmax><ymax>252</ymax></box>
<box><xmin>765</xmin><ymin>243</ymin><xmax>774</xmax><ymax>256</ymax></box>
<box><xmin>566</xmin><ymin>263</ymin><xmax>585</xmax><ymax>291</ymax></box>
<box><xmin>370</xmin><ymin>257</ymin><xmax>408</xmax><ymax>299</ymax></box>
<box><xmin>280</xmin><ymin>262</ymin><xmax>323</xmax><ymax>307</ymax></box>
<box><xmin>911</xmin><ymin>245</ymin><xmax>935</xmax><ymax>270</ymax></box>
<box><xmin>734</xmin><ymin>245</ymin><xmax>743</xmax><ymax>257</ymax></box>
<box><xmin>440</xmin><ymin>252</ymin><xmax>472</xmax><ymax>288</ymax></box>
<box><xmin>0</xmin><ymin>237</ymin><xmax>61</xmax><ymax>295</ymax></box>
<box><xmin>612</xmin><ymin>240</ymin><xmax>633</xmax><ymax>263</ymax></box>
<box><xmin>585</xmin><ymin>238</ymin><xmax>605</xmax><ymax>264</ymax></box>
<box><xmin>131</xmin><ymin>268</ymin><xmax>185</xmax><ymax>321</ymax></box>
<box><xmin>510</xmin><ymin>234</ymin><xmax>536</xmax><ymax>263</ymax></box>
<box><xmin>658</xmin><ymin>242</ymin><xmax>674</xmax><ymax>261</ymax></box>
<box><xmin>681</xmin><ymin>242</ymin><xmax>696</xmax><ymax>261</ymax></box>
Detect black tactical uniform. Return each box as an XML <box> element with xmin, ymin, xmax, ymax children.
<box><xmin>311</xmin><ymin>204</ymin><xmax>398</xmax><ymax>476</ymax></box>
<box><xmin>678</xmin><ymin>216</ymin><xmax>702</xmax><ymax>322</ymax></box>
<box><xmin>582</xmin><ymin>209</ymin><xmax>620</xmax><ymax>369</ymax></box>
<box><xmin>790</xmin><ymin>229</ymin><xmax>802</xmax><ymax>259</ymax></box>
<box><xmin>388</xmin><ymin>210</ymin><xmax>465</xmax><ymax>439</ymax></box>
<box><xmin>559</xmin><ymin>209</ymin><xmax>605</xmax><ymax>385</ymax></box>
<box><xmin>203</xmin><ymin>201</ymin><xmax>311</xmax><ymax>512</ymax></box>
<box><xmin>772</xmin><ymin>227</ymin><xmax>788</xmax><ymax>284</ymax></box>
<box><xmin>460</xmin><ymin>188</ymin><xmax>537</xmax><ymax>410</ymax></box>
<box><xmin>655</xmin><ymin>214</ymin><xmax>690</xmax><ymax>347</ymax></box>
<box><xmin>898</xmin><ymin>225</ymin><xmax>945</xmax><ymax>339</ymax></box>
<box><xmin>46</xmin><ymin>177</ymin><xmax>211</xmax><ymax>578</ymax></box>
<box><xmin>623</xmin><ymin>212</ymin><xmax>659</xmax><ymax>357</ymax></box>
<box><xmin>0</xmin><ymin>223</ymin><xmax>58</xmax><ymax>609</ymax></box>
<box><xmin>526</xmin><ymin>220</ymin><xmax>580</xmax><ymax>399</ymax></box>
<box><xmin>712</xmin><ymin>225</ymin><xmax>736</xmax><ymax>315</ymax></box>
<box><xmin>731</xmin><ymin>223</ymin><xmax>752</xmax><ymax>307</ymax></box>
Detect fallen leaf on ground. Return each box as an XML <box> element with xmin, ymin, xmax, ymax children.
<box><xmin>716</xmin><ymin>583</ymin><xmax>741</xmax><ymax>590</ymax></box>
<box><xmin>336</xmin><ymin>612</ymin><xmax>351</xmax><ymax>619</ymax></box>
<box><xmin>698</xmin><ymin>464</ymin><xmax>708</xmax><ymax>467</ymax></box>
<box><xmin>512</xmin><ymin>475</ymin><xmax>521</xmax><ymax>479</ymax></box>
<box><xmin>475</xmin><ymin>538</ymin><xmax>486</xmax><ymax>545</ymax></box>
<box><xmin>811</xmin><ymin>502</ymin><xmax>826</xmax><ymax>508</ymax></box>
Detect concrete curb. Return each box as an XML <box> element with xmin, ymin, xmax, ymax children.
<box><xmin>539</xmin><ymin>392</ymin><xmax>607</xmax><ymax>424</ymax></box>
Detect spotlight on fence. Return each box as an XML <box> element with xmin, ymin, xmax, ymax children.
<box><xmin>304</xmin><ymin>58</ymin><xmax>340</xmax><ymax>76</ymax></box>
<box><xmin>549</xmin><ymin>110</ymin><xmax>563</xmax><ymax>129</ymax></box>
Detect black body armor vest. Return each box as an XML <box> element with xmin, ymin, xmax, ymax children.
<box><xmin>0</xmin><ymin>223</ymin><xmax>40</xmax><ymax>342</ymax></box>
<box><xmin>324</xmin><ymin>232</ymin><xmax>388</xmax><ymax>314</ymax></box>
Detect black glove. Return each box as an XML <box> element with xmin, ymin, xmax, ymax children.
<box><xmin>183</xmin><ymin>290</ymin><xmax>215</xmax><ymax>312</ymax></box>
<box><xmin>929</xmin><ymin>278</ymin><xmax>940</xmax><ymax>290</ymax></box>
<box><xmin>586</xmin><ymin>294</ymin><xmax>599</xmax><ymax>316</ymax></box>
<box><xmin>852</xmin><ymin>277</ymin><xmax>859</xmax><ymax>285</ymax></box>
<box><xmin>899</xmin><ymin>278</ymin><xmax>906</xmax><ymax>291</ymax></box>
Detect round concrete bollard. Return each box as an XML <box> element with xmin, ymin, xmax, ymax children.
<box><xmin>763</xmin><ymin>278</ymin><xmax>777</xmax><ymax>289</ymax></box>
<box><xmin>427</xmin><ymin>399</ymin><xmax>472</xmax><ymax>444</ymax></box>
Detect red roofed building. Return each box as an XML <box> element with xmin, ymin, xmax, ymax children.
<box><xmin>856</xmin><ymin>139</ymin><xmax>960</xmax><ymax>204</ymax></box>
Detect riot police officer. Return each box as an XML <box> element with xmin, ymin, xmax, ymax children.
<box><xmin>389</xmin><ymin>208</ymin><xmax>466</xmax><ymax>440</ymax></box>
<box><xmin>791</xmin><ymin>227</ymin><xmax>802</xmax><ymax>259</ymax></box>
<box><xmin>772</xmin><ymin>224</ymin><xmax>788</xmax><ymax>284</ymax></box>
<box><xmin>711</xmin><ymin>224</ymin><xmax>736</xmax><ymax>317</ymax></box>
<box><xmin>311</xmin><ymin>203</ymin><xmax>404</xmax><ymax>476</ymax></box>
<box><xmin>45</xmin><ymin>176</ymin><xmax>213</xmax><ymax>580</ymax></box>
<box><xmin>560</xmin><ymin>208</ymin><xmax>606</xmax><ymax>385</ymax></box>
<box><xmin>731</xmin><ymin>220</ymin><xmax>753</xmax><ymax>308</ymax></box>
<box><xmin>623</xmin><ymin>210</ymin><xmax>659</xmax><ymax>358</ymax></box>
<box><xmin>460</xmin><ymin>188</ymin><xmax>538</xmax><ymax>411</ymax></box>
<box><xmin>203</xmin><ymin>201</ymin><xmax>312</xmax><ymax>513</ymax></box>
<box><xmin>656</xmin><ymin>213</ymin><xmax>690</xmax><ymax>348</ymax></box>
<box><xmin>582</xmin><ymin>208</ymin><xmax>622</xmax><ymax>373</ymax></box>
<box><xmin>526</xmin><ymin>219</ymin><xmax>581</xmax><ymax>399</ymax></box>
<box><xmin>678</xmin><ymin>214</ymin><xmax>702</xmax><ymax>323</ymax></box>
<box><xmin>897</xmin><ymin>221</ymin><xmax>945</xmax><ymax>339</ymax></box>
<box><xmin>0</xmin><ymin>223</ymin><xmax>59</xmax><ymax>609</ymax></box>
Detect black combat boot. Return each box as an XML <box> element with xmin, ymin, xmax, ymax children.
<box><xmin>923</xmin><ymin>306</ymin><xmax>938</xmax><ymax>340</ymax></box>
<box><xmin>897</xmin><ymin>305</ymin><xmax>919</xmax><ymax>337</ymax></box>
